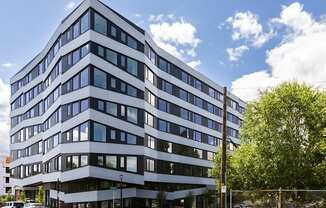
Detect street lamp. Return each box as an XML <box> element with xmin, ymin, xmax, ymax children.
<box><xmin>120</xmin><ymin>174</ymin><xmax>123</xmax><ymax>208</ymax></box>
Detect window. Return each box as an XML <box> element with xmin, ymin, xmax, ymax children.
<box><xmin>120</xmin><ymin>132</ymin><xmax>126</xmax><ymax>142</ymax></box>
<box><xmin>81</xmin><ymin>99</ymin><xmax>88</xmax><ymax>112</ymax></box>
<box><xmin>195</xmin><ymin>97</ymin><xmax>203</xmax><ymax>108</ymax></box>
<box><xmin>80</xmin><ymin>155</ymin><xmax>88</xmax><ymax>167</ymax></box>
<box><xmin>110</xmin><ymin>77</ymin><xmax>116</xmax><ymax>88</ymax></box>
<box><xmin>180</xmin><ymin>108</ymin><xmax>189</xmax><ymax>120</ymax></box>
<box><xmin>181</xmin><ymin>71</ymin><xmax>188</xmax><ymax>83</ymax></box>
<box><xmin>120</xmin><ymin>106</ymin><xmax>125</xmax><ymax>117</ymax></box>
<box><xmin>158</xmin><ymin>99</ymin><xmax>165</xmax><ymax>111</ymax></box>
<box><xmin>120</xmin><ymin>156</ymin><xmax>125</xmax><ymax>168</ymax></box>
<box><xmin>179</xmin><ymin>89</ymin><xmax>188</xmax><ymax>102</ymax></box>
<box><xmin>145</xmin><ymin>112</ymin><xmax>154</xmax><ymax>127</ymax></box>
<box><xmin>127</xmin><ymin>85</ymin><xmax>137</xmax><ymax>97</ymax></box>
<box><xmin>208</xmin><ymin>136</ymin><xmax>217</xmax><ymax>146</ymax></box>
<box><xmin>127</xmin><ymin>36</ymin><xmax>137</xmax><ymax>49</ymax></box>
<box><xmin>159</xmin><ymin>58</ymin><xmax>170</xmax><ymax>73</ymax></box>
<box><xmin>120</xmin><ymin>31</ymin><xmax>127</xmax><ymax>43</ymax></box>
<box><xmin>127</xmin><ymin>134</ymin><xmax>137</xmax><ymax>144</ymax></box>
<box><xmin>120</xmin><ymin>82</ymin><xmax>126</xmax><ymax>92</ymax></box>
<box><xmin>146</xmin><ymin>159</ymin><xmax>155</xmax><ymax>172</ymax></box>
<box><xmin>80</xmin><ymin>122</ymin><xmax>88</xmax><ymax>141</ymax></box>
<box><xmin>127</xmin><ymin>58</ymin><xmax>138</xmax><ymax>76</ymax></box>
<box><xmin>194</xmin><ymin>131</ymin><xmax>201</xmax><ymax>142</ymax></box>
<box><xmin>110</xmin><ymin>25</ymin><xmax>117</xmax><ymax>37</ymax></box>
<box><xmin>81</xmin><ymin>12</ymin><xmax>89</xmax><ymax>33</ymax></box>
<box><xmin>158</xmin><ymin>120</ymin><xmax>169</xmax><ymax>132</ymax></box>
<box><xmin>72</xmin><ymin>102</ymin><xmax>80</xmax><ymax>116</ymax></box>
<box><xmin>110</xmin><ymin>129</ymin><xmax>116</xmax><ymax>140</ymax></box>
<box><xmin>93</xmin><ymin>123</ymin><xmax>106</xmax><ymax>142</ymax></box>
<box><xmin>94</xmin><ymin>13</ymin><xmax>107</xmax><ymax>35</ymax></box>
<box><xmin>106</xmin><ymin>156</ymin><xmax>117</xmax><ymax>168</ymax></box>
<box><xmin>106</xmin><ymin>102</ymin><xmax>117</xmax><ymax>116</ymax></box>
<box><xmin>94</xmin><ymin>68</ymin><xmax>107</xmax><ymax>89</ymax></box>
<box><xmin>106</xmin><ymin>49</ymin><xmax>118</xmax><ymax>65</ymax></box>
<box><xmin>97</xmin><ymin>155</ymin><xmax>104</xmax><ymax>166</ymax></box>
<box><xmin>73</xmin><ymin>21</ymin><xmax>80</xmax><ymax>39</ymax></box>
<box><xmin>126</xmin><ymin>157</ymin><xmax>137</xmax><ymax>172</ymax></box>
<box><xmin>81</xmin><ymin>44</ymin><xmax>89</xmax><ymax>58</ymax></box>
<box><xmin>72</xmin><ymin>49</ymin><xmax>80</xmax><ymax>65</ymax></box>
<box><xmin>207</xmin><ymin>152</ymin><xmax>214</xmax><ymax>161</ymax></box>
<box><xmin>97</xmin><ymin>100</ymin><xmax>105</xmax><ymax>111</ymax></box>
<box><xmin>73</xmin><ymin>127</ymin><xmax>79</xmax><ymax>142</ymax></box>
<box><xmin>162</xmin><ymin>81</ymin><xmax>172</xmax><ymax>94</ymax></box>
<box><xmin>97</xmin><ymin>46</ymin><xmax>105</xmax><ymax>57</ymax></box>
<box><xmin>72</xmin><ymin>156</ymin><xmax>79</xmax><ymax>168</ymax></box>
<box><xmin>147</xmin><ymin>136</ymin><xmax>155</xmax><ymax>149</ymax></box>
<box><xmin>127</xmin><ymin>107</ymin><xmax>138</xmax><ymax>124</ymax></box>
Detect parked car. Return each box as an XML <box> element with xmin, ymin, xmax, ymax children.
<box><xmin>2</xmin><ymin>201</ymin><xmax>24</xmax><ymax>208</ymax></box>
<box><xmin>23</xmin><ymin>203</ymin><xmax>43</xmax><ymax>208</ymax></box>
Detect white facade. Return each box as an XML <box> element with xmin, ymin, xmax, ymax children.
<box><xmin>0</xmin><ymin>156</ymin><xmax>11</xmax><ymax>195</ymax></box>
<box><xmin>9</xmin><ymin>0</ymin><xmax>245</xmax><ymax>207</ymax></box>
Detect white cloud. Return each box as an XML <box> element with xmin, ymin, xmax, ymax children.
<box><xmin>65</xmin><ymin>1</ymin><xmax>76</xmax><ymax>11</ymax></box>
<box><xmin>231</xmin><ymin>2</ymin><xmax>326</xmax><ymax>102</ymax></box>
<box><xmin>226</xmin><ymin>45</ymin><xmax>249</xmax><ymax>62</ymax></box>
<box><xmin>187</xmin><ymin>60</ymin><xmax>201</xmax><ymax>69</ymax></box>
<box><xmin>1</xmin><ymin>63</ymin><xmax>15</xmax><ymax>69</ymax></box>
<box><xmin>227</xmin><ymin>11</ymin><xmax>274</xmax><ymax>48</ymax></box>
<box><xmin>0</xmin><ymin>78</ymin><xmax>10</xmax><ymax>155</ymax></box>
<box><xmin>149</xmin><ymin>14</ymin><xmax>201</xmax><ymax>65</ymax></box>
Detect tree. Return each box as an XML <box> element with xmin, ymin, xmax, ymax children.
<box><xmin>214</xmin><ymin>82</ymin><xmax>326</xmax><ymax>190</ymax></box>
<box><xmin>35</xmin><ymin>186</ymin><xmax>44</xmax><ymax>204</ymax></box>
<box><xmin>19</xmin><ymin>190</ymin><xmax>26</xmax><ymax>202</ymax></box>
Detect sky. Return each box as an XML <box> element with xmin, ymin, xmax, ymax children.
<box><xmin>2</xmin><ymin>0</ymin><xmax>326</xmax><ymax>154</ymax></box>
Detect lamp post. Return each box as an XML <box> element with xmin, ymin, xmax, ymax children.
<box><xmin>120</xmin><ymin>174</ymin><xmax>123</xmax><ymax>208</ymax></box>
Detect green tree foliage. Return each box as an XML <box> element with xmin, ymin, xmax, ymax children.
<box><xmin>35</xmin><ymin>186</ymin><xmax>44</xmax><ymax>204</ymax></box>
<box><xmin>214</xmin><ymin>83</ymin><xmax>326</xmax><ymax>190</ymax></box>
<box><xmin>19</xmin><ymin>190</ymin><xmax>26</xmax><ymax>202</ymax></box>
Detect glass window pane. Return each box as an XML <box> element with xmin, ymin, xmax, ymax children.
<box><xmin>110</xmin><ymin>129</ymin><xmax>116</xmax><ymax>140</ymax></box>
<box><xmin>73</xmin><ymin>127</ymin><xmax>79</xmax><ymax>142</ymax></box>
<box><xmin>80</xmin><ymin>155</ymin><xmax>88</xmax><ymax>166</ymax></box>
<box><xmin>127</xmin><ymin>36</ymin><xmax>137</xmax><ymax>49</ymax></box>
<box><xmin>72</xmin><ymin>50</ymin><xmax>80</xmax><ymax>65</ymax></box>
<box><xmin>94</xmin><ymin>13</ymin><xmax>107</xmax><ymax>35</ymax></box>
<box><xmin>127</xmin><ymin>107</ymin><xmax>138</xmax><ymax>124</ymax></box>
<box><xmin>72</xmin><ymin>102</ymin><xmax>80</xmax><ymax>116</ymax></box>
<box><xmin>106</xmin><ymin>102</ymin><xmax>117</xmax><ymax>116</ymax></box>
<box><xmin>81</xmin><ymin>12</ymin><xmax>89</xmax><ymax>33</ymax></box>
<box><xmin>106</xmin><ymin>156</ymin><xmax>117</xmax><ymax>168</ymax></box>
<box><xmin>127</xmin><ymin>134</ymin><xmax>137</xmax><ymax>144</ymax></box>
<box><xmin>80</xmin><ymin>122</ymin><xmax>88</xmax><ymax>141</ymax></box>
<box><xmin>120</xmin><ymin>31</ymin><xmax>127</xmax><ymax>43</ymax></box>
<box><xmin>106</xmin><ymin>49</ymin><xmax>118</xmax><ymax>65</ymax></box>
<box><xmin>81</xmin><ymin>99</ymin><xmax>89</xmax><ymax>112</ymax></box>
<box><xmin>127</xmin><ymin>58</ymin><xmax>138</xmax><ymax>76</ymax></box>
<box><xmin>94</xmin><ymin>68</ymin><xmax>107</xmax><ymax>89</ymax></box>
<box><xmin>81</xmin><ymin>44</ymin><xmax>89</xmax><ymax>58</ymax></box>
<box><xmin>80</xmin><ymin>68</ymin><xmax>89</xmax><ymax>87</ymax></box>
<box><xmin>93</xmin><ymin>123</ymin><xmax>106</xmax><ymax>142</ymax></box>
<box><xmin>73</xmin><ymin>21</ymin><xmax>80</xmax><ymax>39</ymax></box>
<box><xmin>127</xmin><ymin>85</ymin><xmax>137</xmax><ymax>97</ymax></box>
<box><xmin>72</xmin><ymin>156</ymin><xmax>79</xmax><ymax>168</ymax></box>
<box><xmin>111</xmin><ymin>25</ymin><xmax>117</xmax><ymax>37</ymax></box>
<box><xmin>126</xmin><ymin>157</ymin><xmax>137</xmax><ymax>172</ymax></box>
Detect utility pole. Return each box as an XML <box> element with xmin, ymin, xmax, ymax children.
<box><xmin>219</xmin><ymin>86</ymin><xmax>227</xmax><ymax>208</ymax></box>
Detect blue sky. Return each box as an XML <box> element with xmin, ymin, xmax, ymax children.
<box><xmin>2</xmin><ymin>0</ymin><xmax>326</xmax><ymax>153</ymax></box>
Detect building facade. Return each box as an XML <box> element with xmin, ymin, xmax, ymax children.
<box><xmin>0</xmin><ymin>156</ymin><xmax>11</xmax><ymax>196</ymax></box>
<box><xmin>9</xmin><ymin>0</ymin><xmax>245</xmax><ymax>207</ymax></box>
